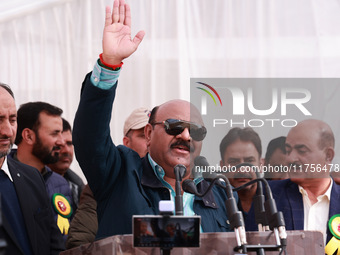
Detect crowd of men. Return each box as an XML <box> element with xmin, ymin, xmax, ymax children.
<box><xmin>0</xmin><ymin>0</ymin><xmax>339</xmax><ymax>254</ymax></box>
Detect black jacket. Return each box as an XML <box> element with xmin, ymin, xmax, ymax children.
<box><xmin>0</xmin><ymin>156</ymin><xmax>64</xmax><ymax>255</ymax></box>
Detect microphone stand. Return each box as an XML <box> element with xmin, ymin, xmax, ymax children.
<box><xmin>159</xmin><ymin>202</ymin><xmax>174</xmax><ymax>255</ymax></box>
<box><xmin>174</xmin><ymin>164</ymin><xmax>186</xmax><ymax>216</ymax></box>
<box><xmin>159</xmin><ymin>165</ymin><xmax>187</xmax><ymax>255</ymax></box>
<box><xmin>233</xmin><ymin>178</ymin><xmax>287</xmax><ymax>255</ymax></box>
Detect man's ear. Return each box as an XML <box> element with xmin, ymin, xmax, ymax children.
<box><xmin>144</xmin><ymin>123</ymin><xmax>153</xmax><ymax>147</ymax></box>
<box><xmin>325</xmin><ymin>147</ymin><xmax>335</xmax><ymax>163</ymax></box>
<box><xmin>260</xmin><ymin>157</ymin><xmax>265</xmax><ymax>169</ymax></box>
<box><xmin>22</xmin><ymin>128</ymin><xmax>35</xmax><ymax>145</ymax></box>
<box><xmin>123</xmin><ymin>136</ymin><xmax>131</xmax><ymax>147</ymax></box>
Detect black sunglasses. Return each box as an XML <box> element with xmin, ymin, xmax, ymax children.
<box><xmin>151</xmin><ymin>119</ymin><xmax>207</xmax><ymax>141</ymax></box>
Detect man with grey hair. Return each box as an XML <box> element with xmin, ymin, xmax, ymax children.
<box><xmin>0</xmin><ymin>83</ymin><xmax>64</xmax><ymax>254</ymax></box>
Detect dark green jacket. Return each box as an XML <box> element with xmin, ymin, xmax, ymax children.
<box><xmin>73</xmin><ymin>73</ymin><xmax>234</xmax><ymax>239</ymax></box>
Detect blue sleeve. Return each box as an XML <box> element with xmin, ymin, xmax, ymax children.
<box><xmin>90</xmin><ymin>60</ymin><xmax>121</xmax><ymax>90</ymax></box>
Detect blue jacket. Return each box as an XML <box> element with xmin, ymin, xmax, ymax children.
<box><xmin>73</xmin><ymin>73</ymin><xmax>235</xmax><ymax>239</ymax></box>
<box><xmin>43</xmin><ymin>166</ymin><xmax>74</xmax><ymax>221</ymax></box>
<box><xmin>245</xmin><ymin>179</ymin><xmax>340</xmax><ymax>244</ymax></box>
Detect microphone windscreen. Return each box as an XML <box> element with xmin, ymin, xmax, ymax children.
<box><xmin>174</xmin><ymin>164</ymin><xmax>187</xmax><ymax>181</ymax></box>
<box><xmin>194</xmin><ymin>156</ymin><xmax>210</xmax><ymax>167</ymax></box>
<box><xmin>194</xmin><ymin>155</ymin><xmax>217</xmax><ymax>180</ymax></box>
<box><xmin>182</xmin><ymin>179</ymin><xmax>198</xmax><ymax>195</ymax></box>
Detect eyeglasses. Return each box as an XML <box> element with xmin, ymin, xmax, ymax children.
<box><xmin>151</xmin><ymin>119</ymin><xmax>207</xmax><ymax>141</ymax></box>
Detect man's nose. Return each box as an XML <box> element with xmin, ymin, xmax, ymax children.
<box><xmin>176</xmin><ymin>127</ymin><xmax>191</xmax><ymax>141</ymax></box>
<box><xmin>286</xmin><ymin>150</ymin><xmax>298</xmax><ymax>165</ymax></box>
<box><xmin>0</xmin><ymin>120</ymin><xmax>13</xmax><ymax>138</ymax></box>
<box><xmin>55</xmin><ymin>133</ymin><xmax>64</xmax><ymax>146</ymax></box>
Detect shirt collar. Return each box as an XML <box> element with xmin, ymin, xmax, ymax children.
<box><xmin>298</xmin><ymin>178</ymin><xmax>333</xmax><ymax>201</ymax></box>
<box><xmin>1</xmin><ymin>156</ymin><xmax>13</xmax><ymax>182</ymax></box>
<box><xmin>147</xmin><ymin>154</ymin><xmax>203</xmax><ymax>186</ymax></box>
<box><xmin>325</xmin><ymin>178</ymin><xmax>333</xmax><ymax>200</ymax></box>
<box><xmin>148</xmin><ymin>154</ymin><xmax>175</xmax><ymax>196</ymax></box>
<box><xmin>148</xmin><ymin>154</ymin><xmax>165</xmax><ymax>181</ymax></box>
<box><xmin>144</xmin><ymin>154</ymin><xmax>217</xmax><ymax>209</ymax></box>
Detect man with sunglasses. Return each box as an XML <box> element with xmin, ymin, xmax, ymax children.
<box><xmin>73</xmin><ymin>0</ymin><xmax>233</xmax><ymax>240</ymax></box>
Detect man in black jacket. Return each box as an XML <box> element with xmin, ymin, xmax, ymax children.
<box><xmin>0</xmin><ymin>83</ymin><xmax>64</xmax><ymax>254</ymax></box>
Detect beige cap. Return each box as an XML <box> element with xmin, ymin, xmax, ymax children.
<box><xmin>123</xmin><ymin>107</ymin><xmax>151</xmax><ymax>136</ymax></box>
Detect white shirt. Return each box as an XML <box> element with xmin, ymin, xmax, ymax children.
<box><xmin>0</xmin><ymin>156</ymin><xmax>13</xmax><ymax>182</ymax></box>
<box><xmin>299</xmin><ymin>179</ymin><xmax>332</xmax><ymax>244</ymax></box>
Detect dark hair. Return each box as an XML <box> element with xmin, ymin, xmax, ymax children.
<box><xmin>0</xmin><ymin>83</ymin><xmax>14</xmax><ymax>99</ymax></box>
<box><xmin>265</xmin><ymin>136</ymin><xmax>286</xmax><ymax>163</ymax></box>
<box><xmin>62</xmin><ymin>118</ymin><xmax>72</xmax><ymax>133</ymax></box>
<box><xmin>15</xmin><ymin>102</ymin><xmax>63</xmax><ymax>145</ymax></box>
<box><xmin>148</xmin><ymin>106</ymin><xmax>159</xmax><ymax>124</ymax></box>
<box><xmin>219</xmin><ymin>127</ymin><xmax>262</xmax><ymax>160</ymax></box>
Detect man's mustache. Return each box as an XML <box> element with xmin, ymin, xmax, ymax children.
<box><xmin>58</xmin><ymin>153</ymin><xmax>72</xmax><ymax>160</ymax></box>
<box><xmin>52</xmin><ymin>146</ymin><xmax>61</xmax><ymax>152</ymax></box>
<box><xmin>170</xmin><ymin>140</ymin><xmax>195</xmax><ymax>152</ymax></box>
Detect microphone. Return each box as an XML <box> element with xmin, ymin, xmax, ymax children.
<box><xmin>238</xmin><ymin>163</ymin><xmax>269</xmax><ymax>232</ymax></box>
<box><xmin>264</xmin><ymin>194</ymin><xmax>287</xmax><ymax>246</ymax></box>
<box><xmin>232</xmin><ymin>170</ymin><xmax>287</xmax><ymax>248</ymax></box>
<box><xmin>194</xmin><ymin>156</ymin><xmax>223</xmax><ymax>187</ymax></box>
<box><xmin>182</xmin><ymin>179</ymin><xmax>199</xmax><ymax>196</ymax></box>
<box><xmin>194</xmin><ymin>155</ymin><xmax>217</xmax><ymax>180</ymax></box>
<box><xmin>183</xmin><ymin>157</ymin><xmax>247</xmax><ymax>252</ymax></box>
<box><xmin>174</xmin><ymin>164</ymin><xmax>186</xmax><ymax>216</ymax></box>
<box><xmin>254</xmin><ymin>178</ymin><xmax>268</xmax><ymax>232</ymax></box>
<box><xmin>194</xmin><ymin>155</ymin><xmax>209</xmax><ymax>166</ymax></box>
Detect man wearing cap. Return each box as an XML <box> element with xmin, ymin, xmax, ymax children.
<box><xmin>66</xmin><ymin>106</ymin><xmax>150</xmax><ymax>249</ymax></box>
<box><xmin>122</xmin><ymin>107</ymin><xmax>150</xmax><ymax>158</ymax></box>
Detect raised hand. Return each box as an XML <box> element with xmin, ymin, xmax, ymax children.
<box><xmin>102</xmin><ymin>0</ymin><xmax>145</xmax><ymax>65</ymax></box>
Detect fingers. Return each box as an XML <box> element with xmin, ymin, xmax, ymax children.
<box><xmin>119</xmin><ymin>0</ymin><xmax>125</xmax><ymax>24</ymax></box>
<box><xmin>112</xmin><ymin>0</ymin><xmax>119</xmax><ymax>23</ymax></box>
<box><xmin>133</xmin><ymin>31</ymin><xmax>146</xmax><ymax>47</ymax></box>
<box><xmin>105</xmin><ymin>6</ymin><xmax>112</xmax><ymax>27</ymax></box>
<box><xmin>108</xmin><ymin>0</ymin><xmax>127</xmax><ymax>25</ymax></box>
<box><xmin>124</xmin><ymin>4</ymin><xmax>131</xmax><ymax>28</ymax></box>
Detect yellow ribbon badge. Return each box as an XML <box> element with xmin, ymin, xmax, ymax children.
<box><xmin>52</xmin><ymin>193</ymin><xmax>73</xmax><ymax>235</ymax></box>
<box><xmin>325</xmin><ymin>214</ymin><xmax>340</xmax><ymax>255</ymax></box>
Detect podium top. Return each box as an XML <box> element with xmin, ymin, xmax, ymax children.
<box><xmin>61</xmin><ymin>230</ymin><xmax>324</xmax><ymax>255</ymax></box>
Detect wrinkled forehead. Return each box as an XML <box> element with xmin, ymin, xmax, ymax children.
<box><xmin>0</xmin><ymin>87</ymin><xmax>16</xmax><ymax>110</ymax></box>
<box><xmin>156</xmin><ymin>100</ymin><xmax>204</xmax><ymax>125</ymax></box>
<box><xmin>286</xmin><ymin>121</ymin><xmax>320</xmax><ymax>147</ymax></box>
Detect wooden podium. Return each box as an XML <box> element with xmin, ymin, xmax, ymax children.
<box><xmin>61</xmin><ymin>230</ymin><xmax>324</xmax><ymax>255</ymax></box>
